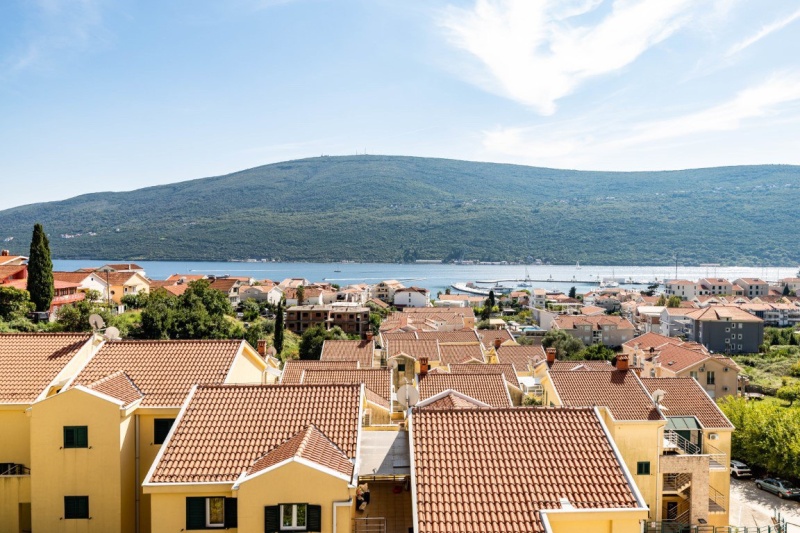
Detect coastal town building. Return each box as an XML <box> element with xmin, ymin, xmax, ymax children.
<box><xmin>285</xmin><ymin>304</ymin><xmax>370</xmax><ymax>336</ymax></box>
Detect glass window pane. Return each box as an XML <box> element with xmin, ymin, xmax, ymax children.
<box><xmin>283</xmin><ymin>505</ymin><xmax>293</xmax><ymax>526</ymax></box>
<box><xmin>208</xmin><ymin>497</ymin><xmax>224</xmax><ymax>525</ymax></box>
<box><xmin>296</xmin><ymin>504</ymin><xmax>306</xmax><ymax>526</ymax></box>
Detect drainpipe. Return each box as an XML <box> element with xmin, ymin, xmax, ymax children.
<box><xmin>135</xmin><ymin>414</ymin><xmax>141</xmax><ymax>533</ymax></box>
<box><xmin>333</xmin><ymin>498</ymin><xmax>352</xmax><ymax>533</ymax></box>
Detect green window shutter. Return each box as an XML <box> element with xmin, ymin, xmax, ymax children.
<box><xmin>64</xmin><ymin>427</ymin><xmax>74</xmax><ymax>448</ymax></box>
<box><xmin>186</xmin><ymin>497</ymin><xmax>206</xmax><ymax>530</ymax></box>
<box><xmin>77</xmin><ymin>427</ymin><xmax>88</xmax><ymax>447</ymax></box>
<box><xmin>153</xmin><ymin>418</ymin><xmax>175</xmax><ymax>445</ymax></box>
<box><xmin>637</xmin><ymin>461</ymin><xmax>651</xmax><ymax>475</ymax></box>
<box><xmin>264</xmin><ymin>505</ymin><xmax>280</xmax><ymax>532</ymax></box>
<box><xmin>225</xmin><ymin>498</ymin><xmax>238</xmax><ymax>528</ymax></box>
<box><xmin>64</xmin><ymin>496</ymin><xmax>89</xmax><ymax>519</ymax></box>
<box><xmin>64</xmin><ymin>426</ymin><xmax>88</xmax><ymax>448</ymax></box>
<box><xmin>306</xmin><ymin>504</ymin><xmax>322</xmax><ymax>532</ymax></box>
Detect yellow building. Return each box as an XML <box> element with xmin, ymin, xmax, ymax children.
<box><xmin>0</xmin><ymin>333</ymin><xmax>99</xmax><ymax>533</ymax></box>
<box><xmin>26</xmin><ymin>338</ymin><xmax>267</xmax><ymax>533</ymax></box>
<box><xmin>540</xmin><ymin>358</ymin><xmax>733</xmax><ymax>528</ymax></box>
<box><xmin>409</xmin><ymin>405</ymin><xmax>649</xmax><ymax>533</ymax></box>
<box><xmin>143</xmin><ymin>383</ymin><xmax>364</xmax><ymax>533</ymax></box>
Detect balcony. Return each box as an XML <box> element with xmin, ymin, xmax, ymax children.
<box><xmin>0</xmin><ymin>463</ymin><xmax>29</xmax><ymax>476</ymax></box>
<box><xmin>663</xmin><ymin>430</ymin><xmax>726</xmax><ymax>470</ymax></box>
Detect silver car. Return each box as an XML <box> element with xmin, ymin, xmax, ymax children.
<box><xmin>755</xmin><ymin>478</ymin><xmax>800</xmax><ymax>499</ymax></box>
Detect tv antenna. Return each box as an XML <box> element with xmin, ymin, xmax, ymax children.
<box><xmin>103</xmin><ymin>326</ymin><xmax>121</xmax><ymax>341</ymax></box>
<box><xmin>396</xmin><ymin>384</ymin><xmax>419</xmax><ymax>410</ymax></box>
<box><xmin>89</xmin><ymin>314</ymin><xmax>105</xmax><ymax>331</ymax></box>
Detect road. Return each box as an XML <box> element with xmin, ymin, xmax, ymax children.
<box><xmin>729</xmin><ymin>478</ymin><xmax>800</xmax><ymax>531</ymax></box>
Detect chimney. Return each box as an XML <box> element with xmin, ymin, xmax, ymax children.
<box><xmin>617</xmin><ymin>354</ymin><xmax>629</xmax><ymax>372</ymax></box>
<box><xmin>366</xmin><ymin>331</ymin><xmax>374</xmax><ymax>342</ymax></box>
<box><xmin>1</xmin><ymin>250</ymin><xmax>8</xmax><ymax>256</ymax></box>
<box><xmin>546</xmin><ymin>347</ymin><xmax>556</xmax><ymax>365</ymax></box>
<box><xmin>494</xmin><ymin>337</ymin><xmax>502</xmax><ymax>349</ymax></box>
<box><xmin>257</xmin><ymin>339</ymin><xmax>268</xmax><ymax>357</ymax></box>
<box><xmin>419</xmin><ymin>356</ymin><xmax>429</xmax><ymax>376</ymax></box>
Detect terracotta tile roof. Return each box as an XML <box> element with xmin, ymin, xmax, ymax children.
<box><xmin>387</xmin><ymin>339</ymin><xmax>441</xmax><ymax>362</ymax></box>
<box><xmin>549</xmin><ymin>360</ymin><xmax>615</xmax><ymax>372</ymax></box>
<box><xmin>148</xmin><ymin>384</ymin><xmax>361</xmax><ymax>483</ymax></box>
<box><xmin>580</xmin><ymin>305</ymin><xmax>607</xmax><ymax>315</ymax></box>
<box><xmin>319</xmin><ymin>339</ymin><xmax>375</xmax><ymax>367</ymax></box>
<box><xmin>94</xmin><ymin>271</ymin><xmax>146</xmax><ymax>286</ymax></box>
<box><xmin>449</xmin><ymin>363</ymin><xmax>521</xmax><ymax>388</ymax></box>
<box><xmin>0</xmin><ymin>255</ymin><xmax>27</xmax><ymax>266</ymax></box>
<box><xmin>368</xmin><ymin>298</ymin><xmax>391</xmax><ymax>309</ymax></box>
<box><xmin>86</xmin><ymin>370</ymin><xmax>143</xmax><ymax>407</ymax></box>
<box><xmin>438</xmin><ymin>344</ymin><xmax>485</xmax><ymax>365</ymax></box>
<box><xmin>0</xmin><ymin>333</ymin><xmax>93</xmax><ymax>403</ymax></box>
<box><xmin>162</xmin><ymin>284</ymin><xmax>189</xmax><ymax>297</ymax></box>
<box><xmin>495</xmin><ymin>344</ymin><xmax>546</xmax><ymax>372</ymax></box>
<box><xmin>52</xmin><ymin>271</ymin><xmax>105</xmax><ymax>285</ymax></box>
<box><xmin>641</xmin><ymin>378</ymin><xmax>733</xmax><ymax>429</ymax></box>
<box><xmin>208</xmin><ymin>278</ymin><xmax>239</xmax><ymax>293</ymax></box>
<box><xmin>300</xmin><ymin>368</ymin><xmax>391</xmax><ymax>409</ymax></box>
<box><xmin>411</xmin><ymin>407</ymin><xmax>641</xmax><ymax>533</ymax></box>
<box><xmin>380</xmin><ymin>331</ymin><xmax>419</xmax><ymax>344</ymax></box>
<box><xmin>72</xmin><ymin>340</ymin><xmax>245</xmax><ymax>407</ymax></box>
<box><xmin>280</xmin><ymin>360</ymin><xmax>359</xmax><ymax>385</ymax></box>
<box><xmin>548</xmin><ymin>370</ymin><xmax>664</xmax><ymax>421</ymax></box>
<box><xmin>685</xmin><ymin>306</ymin><xmax>763</xmax><ymax>323</ymax></box>
<box><xmin>0</xmin><ymin>265</ymin><xmax>27</xmax><ymax>281</ymax></box>
<box><xmin>476</xmin><ymin>328</ymin><xmax>515</xmax><ymax>348</ymax></box>
<box><xmin>415</xmin><ymin>330</ymin><xmax>480</xmax><ymax>343</ymax></box>
<box><xmin>247</xmin><ymin>424</ymin><xmax>353</xmax><ymax>478</ymax></box>
<box><xmin>652</xmin><ymin>344</ymin><xmax>709</xmax><ymax>373</ymax></box>
<box><xmin>623</xmin><ymin>332</ymin><xmax>682</xmax><ymax>350</ymax></box>
<box><xmin>104</xmin><ymin>263</ymin><xmax>144</xmax><ymax>271</ymax></box>
<box><xmin>417</xmin><ymin>391</ymin><xmax>490</xmax><ymax>409</ymax></box>
<box><xmin>418</xmin><ymin>373</ymin><xmax>511</xmax><ymax>407</ymax></box>
<box><xmin>165</xmin><ymin>274</ymin><xmax>206</xmax><ymax>282</ymax></box>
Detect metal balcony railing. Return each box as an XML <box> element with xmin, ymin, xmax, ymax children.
<box><xmin>352</xmin><ymin>517</ymin><xmax>386</xmax><ymax>533</ymax></box>
<box><xmin>0</xmin><ymin>464</ymin><xmax>29</xmax><ymax>476</ymax></box>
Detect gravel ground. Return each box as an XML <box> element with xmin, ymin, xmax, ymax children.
<box><xmin>729</xmin><ymin>477</ymin><xmax>800</xmax><ymax>531</ymax></box>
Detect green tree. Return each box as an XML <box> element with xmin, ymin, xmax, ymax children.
<box><xmin>241</xmin><ymin>298</ymin><xmax>260</xmax><ymax>321</ymax></box>
<box><xmin>488</xmin><ymin>290</ymin><xmax>496</xmax><ymax>310</ymax></box>
<box><xmin>480</xmin><ymin>304</ymin><xmax>491</xmax><ymax>321</ymax></box>
<box><xmin>656</xmin><ymin>295</ymin><xmax>666</xmax><ymax>306</ymax></box>
<box><xmin>242</xmin><ymin>318</ymin><xmax>276</xmax><ymax>349</ymax></box>
<box><xmin>783</xmin><ymin>285</ymin><xmax>791</xmax><ymax>296</ymax></box>
<box><xmin>777</xmin><ymin>383</ymin><xmax>800</xmax><ymax>406</ymax></box>
<box><xmin>666</xmin><ymin>296</ymin><xmax>682</xmax><ymax>308</ymax></box>
<box><xmin>139</xmin><ymin>289</ymin><xmax>177</xmax><ymax>339</ymax></box>
<box><xmin>579</xmin><ymin>344</ymin><xmax>616</xmax><ymax>361</ymax></box>
<box><xmin>568</xmin><ymin>286</ymin><xmax>577</xmax><ymax>299</ymax></box>
<box><xmin>274</xmin><ymin>299</ymin><xmax>285</xmax><ymax>355</ymax></box>
<box><xmin>298</xmin><ymin>325</ymin><xmax>347</xmax><ymax>360</ymax></box>
<box><xmin>0</xmin><ymin>286</ymin><xmax>34</xmax><ymax>321</ymax></box>
<box><xmin>27</xmin><ymin>223</ymin><xmax>54</xmax><ymax>313</ymax></box>
<box><xmin>296</xmin><ymin>286</ymin><xmax>305</xmax><ymax>306</ymax></box>
<box><xmin>542</xmin><ymin>329</ymin><xmax>585</xmax><ymax>359</ymax></box>
<box><xmin>55</xmin><ymin>298</ymin><xmax>113</xmax><ymax>333</ymax></box>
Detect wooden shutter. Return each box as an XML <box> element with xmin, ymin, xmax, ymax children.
<box><xmin>306</xmin><ymin>504</ymin><xmax>322</xmax><ymax>532</ymax></box>
<box><xmin>77</xmin><ymin>427</ymin><xmax>88</xmax><ymax>447</ymax></box>
<box><xmin>186</xmin><ymin>497</ymin><xmax>206</xmax><ymax>530</ymax></box>
<box><xmin>264</xmin><ymin>505</ymin><xmax>280</xmax><ymax>533</ymax></box>
<box><xmin>225</xmin><ymin>498</ymin><xmax>238</xmax><ymax>528</ymax></box>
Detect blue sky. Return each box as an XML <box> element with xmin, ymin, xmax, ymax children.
<box><xmin>1</xmin><ymin>0</ymin><xmax>799</xmax><ymax>209</ymax></box>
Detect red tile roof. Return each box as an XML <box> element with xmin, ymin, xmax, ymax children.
<box><xmin>623</xmin><ymin>332</ymin><xmax>682</xmax><ymax>351</ymax></box>
<box><xmin>319</xmin><ymin>339</ymin><xmax>375</xmax><ymax>367</ymax></box>
<box><xmin>300</xmin><ymin>368</ymin><xmax>391</xmax><ymax>409</ymax></box>
<box><xmin>387</xmin><ymin>339</ymin><xmax>441</xmax><ymax>362</ymax></box>
<box><xmin>418</xmin><ymin>391</ymin><xmax>490</xmax><ymax>409</ymax></box>
<box><xmin>247</xmin><ymin>424</ymin><xmax>353</xmax><ymax>478</ymax></box>
<box><xmin>148</xmin><ymin>384</ymin><xmax>361</xmax><ymax>483</ymax></box>
<box><xmin>553</xmin><ymin>315</ymin><xmax>635</xmax><ymax>331</ymax></box>
<box><xmin>495</xmin><ymin>344</ymin><xmax>546</xmax><ymax>372</ymax></box>
<box><xmin>418</xmin><ymin>373</ymin><xmax>511</xmax><ymax>407</ymax></box>
<box><xmin>476</xmin><ymin>328</ymin><xmax>515</xmax><ymax>348</ymax></box>
<box><xmin>0</xmin><ymin>333</ymin><xmax>93</xmax><ymax>403</ymax></box>
<box><xmin>72</xmin><ymin>340</ymin><xmax>245</xmax><ymax>407</ymax></box>
<box><xmin>280</xmin><ymin>360</ymin><xmax>359</xmax><ymax>385</ymax></box>
<box><xmin>411</xmin><ymin>407</ymin><xmax>641</xmax><ymax>533</ymax></box>
<box><xmin>548</xmin><ymin>360</ymin><xmax>615</xmax><ymax>372</ymax></box>
<box><xmin>438</xmin><ymin>344</ymin><xmax>485</xmax><ymax>365</ymax></box>
<box><xmin>640</xmin><ymin>378</ymin><xmax>733</xmax><ymax>429</ymax></box>
<box><xmin>86</xmin><ymin>370</ymin><xmax>143</xmax><ymax>407</ymax></box>
<box><xmin>415</xmin><ymin>330</ymin><xmax>480</xmax><ymax>343</ymax></box>
<box><xmin>449</xmin><ymin>363</ymin><xmax>521</xmax><ymax>388</ymax></box>
<box><xmin>548</xmin><ymin>370</ymin><xmax>664</xmax><ymax>421</ymax></box>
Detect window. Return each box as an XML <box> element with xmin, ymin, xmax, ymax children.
<box><xmin>264</xmin><ymin>504</ymin><xmax>321</xmax><ymax>532</ymax></box>
<box><xmin>154</xmin><ymin>418</ymin><xmax>175</xmax><ymax>445</ymax></box>
<box><xmin>63</xmin><ymin>426</ymin><xmax>88</xmax><ymax>448</ymax></box>
<box><xmin>186</xmin><ymin>497</ymin><xmax>237</xmax><ymax>529</ymax></box>
<box><xmin>64</xmin><ymin>496</ymin><xmax>89</xmax><ymax>519</ymax></box>
<box><xmin>707</xmin><ymin>371</ymin><xmax>716</xmax><ymax>385</ymax></box>
<box><xmin>397</xmin><ymin>363</ymin><xmax>406</xmax><ymax>372</ymax></box>
<box><xmin>689</xmin><ymin>371</ymin><xmax>699</xmax><ymax>381</ymax></box>
<box><xmin>636</xmin><ymin>461</ymin><xmax>651</xmax><ymax>475</ymax></box>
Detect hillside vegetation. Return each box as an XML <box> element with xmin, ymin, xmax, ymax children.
<box><xmin>1</xmin><ymin>155</ymin><xmax>798</xmax><ymax>265</ymax></box>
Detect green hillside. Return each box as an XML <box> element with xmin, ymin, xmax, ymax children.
<box><xmin>0</xmin><ymin>155</ymin><xmax>798</xmax><ymax>265</ymax></box>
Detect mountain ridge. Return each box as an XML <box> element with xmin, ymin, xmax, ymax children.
<box><xmin>1</xmin><ymin>155</ymin><xmax>798</xmax><ymax>266</ymax></box>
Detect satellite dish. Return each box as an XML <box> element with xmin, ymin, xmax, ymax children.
<box><xmin>89</xmin><ymin>314</ymin><xmax>105</xmax><ymax>331</ymax></box>
<box><xmin>103</xmin><ymin>326</ymin><xmax>121</xmax><ymax>341</ymax></box>
<box><xmin>396</xmin><ymin>385</ymin><xmax>419</xmax><ymax>409</ymax></box>
<box><xmin>651</xmin><ymin>389</ymin><xmax>666</xmax><ymax>404</ymax></box>
<box><xmin>387</xmin><ymin>359</ymin><xmax>399</xmax><ymax>371</ymax></box>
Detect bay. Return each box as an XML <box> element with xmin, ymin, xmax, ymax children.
<box><xmin>51</xmin><ymin>260</ymin><xmax>799</xmax><ymax>297</ymax></box>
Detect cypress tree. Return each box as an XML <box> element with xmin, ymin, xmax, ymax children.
<box><xmin>273</xmin><ymin>299</ymin><xmax>285</xmax><ymax>355</ymax></box>
<box><xmin>28</xmin><ymin>223</ymin><xmax>54</xmax><ymax>313</ymax></box>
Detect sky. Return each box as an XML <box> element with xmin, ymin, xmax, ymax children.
<box><xmin>1</xmin><ymin>0</ymin><xmax>799</xmax><ymax>209</ymax></box>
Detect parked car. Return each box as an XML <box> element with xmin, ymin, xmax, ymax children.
<box><xmin>730</xmin><ymin>460</ymin><xmax>752</xmax><ymax>478</ymax></box>
<box><xmin>754</xmin><ymin>478</ymin><xmax>800</xmax><ymax>499</ymax></box>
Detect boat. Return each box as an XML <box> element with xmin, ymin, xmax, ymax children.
<box><xmin>576</xmin><ymin>261</ymin><xmax>581</xmax><ymax>270</ymax></box>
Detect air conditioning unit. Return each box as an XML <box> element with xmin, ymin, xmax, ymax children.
<box><xmin>699</xmin><ymin>366</ymin><xmax>706</xmax><ymax>372</ymax></box>
<box><xmin>709</xmin><ymin>433</ymin><xmax>719</xmax><ymax>440</ymax></box>
<box><xmin>723</xmin><ymin>386</ymin><xmax>729</xmax><ymax>391</ymax></box>
<box><xmin>723</xmin><ymin>367</ymin><xmax>728</xmax><ymax>372</ymax></box>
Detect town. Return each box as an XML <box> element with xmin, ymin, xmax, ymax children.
<box><xmin>2</xmin><ymin>239</ymin><xmax>800</xmax><ymax>533</ymax></box>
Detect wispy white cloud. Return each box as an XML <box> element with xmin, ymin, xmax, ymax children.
<box><xmin>441</xmin><ymin>0</ymin><xmax>698</xmax><ymax>115</ymax></box>
<box><xmin>482</xmin><ymin>71</ymin><xmax>800</xmax><ymax>165</ymax></box>
<box><xmin>726</xmin><ymin>7</ymin><xmax>800</xmax><ymax>57</ymax></box>
<box><xmin>3</xmin><ymin>0</ymin><xmax>108</xmax><ymax>74</ymax></box>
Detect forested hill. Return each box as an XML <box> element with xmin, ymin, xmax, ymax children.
<box><xmin>0</xmin><ymin>155</ymin><xmax>798</xmax><ymax>265</ymax></box>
